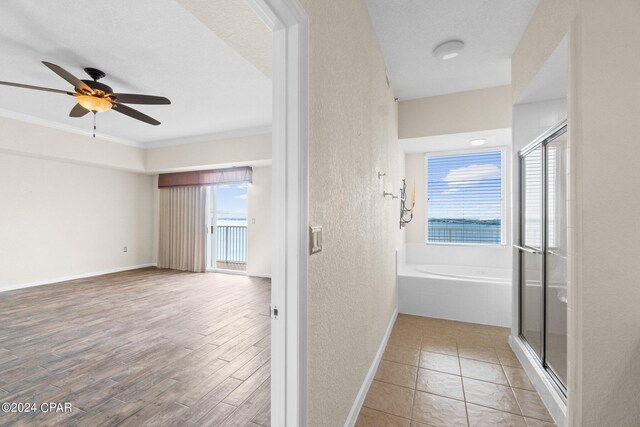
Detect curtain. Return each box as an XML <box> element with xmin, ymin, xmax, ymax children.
<box><xmin>158</xmin><ymin>186</ymin><xmax>207</xmax><ymax>272</ymax></box>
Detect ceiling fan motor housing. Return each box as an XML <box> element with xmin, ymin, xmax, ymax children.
<box><xmin>84</xmin><ymin>67</ymin><xmax>106</xmax><ymax>81</ymax></box>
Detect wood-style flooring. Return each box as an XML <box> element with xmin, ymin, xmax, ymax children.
<box><xmin>0</xmin><ymin>268</ymin><xmax>271</xmax><ymax>427</ymax></box>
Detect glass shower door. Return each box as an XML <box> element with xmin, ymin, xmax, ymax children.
<box><xmin>518</xmin><ymin>122</ymin><xmax>568</xmax><ymax>392</ymax></box>
<box><xmin>545</xmin><ymin>133</ymin><xmax>568</xmax><ymax>386</ymax></box>
<box><xmin>519</xmin><ymin>146</ymin><xmax>544</xmax><ymax>359</ymax></box>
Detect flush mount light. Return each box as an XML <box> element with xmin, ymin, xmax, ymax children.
<box><xmin>433</xmin><ymin>40</ymin><xmax>465</xmax><ymax>60</ymax></box>
<box><xmin>470</xmin><ymin>138</ymin><xmax>487</xmax><ymax>146</ymax></box>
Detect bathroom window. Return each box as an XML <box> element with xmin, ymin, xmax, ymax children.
<box><xmin>426</xmin><ymin>151</ymin><xmax>503</xmax><ymax>245</ymax></box>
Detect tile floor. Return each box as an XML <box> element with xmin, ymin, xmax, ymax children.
<box><xmin>356</xmin><ymin>314</ymin><xmax>556</xmax><ymax>427</ymax></box>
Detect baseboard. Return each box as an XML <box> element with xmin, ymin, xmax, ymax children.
<box><xmin>247</xmin><ymin>272</ymin><xmax>272</xmax><ymax>279</ymax></box>
<box><xmin>510</xmin><ymin>335</ymin><xmax>567</xmax><ymax>427</ymax></box>
<box><xmin>344</xmin><ymin>307</ymin><xmax>398</xmax><ymax>427</ymax></box>
<box><xmin>0</xmin><ymin>263</ymin><xmax>157</xmax><ymax>293</ymax></box>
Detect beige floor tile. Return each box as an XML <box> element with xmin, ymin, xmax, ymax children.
<box><xmin>383</xmin><ymin>345</ymin><xmax>420</xmax><ymax>367</ymax></box>
<box><xmin>363</xmin><ymin>380</ymin><xmax>414</xmax><ymax>419</ymax></box>
<box><xmin>411</xmin><ymin>391</ymin><xmax>468</xmax><ymax>427</ymax></box>
<box><xmin>355</xmin><ymin>407</ymin><xmax>411</xmax><ymax>427</ymax></box>
<box><xmin>466</xmin><ymin>403</ymin><xmax>527</xmax><ymax>427</ymax></box>
<box><xmin>459</xmin><ymin>358</ymin><xmax>508</xmax><ymax>385</ymax></box>
<box><xmin>462</xmin><ymin>377</ymin><xmax>521</xmax><ymax>414</ymax></box>
<box><xmin>389</xmin><ymin>330</ymin><xmax>422</xmax><ymax>350</ymax></box>
<box><xmin>502</xmin><ymin>366</ymin><xmax>534</xmax><ymax>391</ymax></box>
<box><xmin>375</xmin><ymin>360</ymin><xmax>418</xmax><ymax>389</ymax></box>
<box><xmin>421</xmin><ymin>337</ymin><xmax>458</xmax><ymax>356</ymax></box>
<box><xmin>495</xmin><ymin>349</ymin><xmax>521</xmax><ymax>367</ymax></box>
<box><xmin>416</xmin><ymin>369</ymin><xmax>464</xmax><ymax>401</ymax></box>
<box><xmin>524</xmin><ymin>417</ymin><xmax>557</xmax><ymax>427</ymax></box>
<box><xmin>419</xmin><ymin>351</ymin><xmax>460</xmax><ymax>375</ymax></box>
<box><xmin>512</xmin><ymin>388</ymin><xmax>554</xmax><ymax>422</ymax></box>
<box><xmin>457</xmin><ymin>345</ymin><xmax>499</xmax><ymax>364</ymax></box>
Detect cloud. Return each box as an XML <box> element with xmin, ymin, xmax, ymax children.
<box><xmin>235</xmin><ymin>194</ymin><xmax>248</xmax><ymax>200</ymax></box>
<box><xmin>444</xmin><ymin>164</ymin><xmax>500</xmax><ymax>185</ymax></box>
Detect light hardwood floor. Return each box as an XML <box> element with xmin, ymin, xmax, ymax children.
<box><xmin>0</xmin><ymin>268</ymin><xmax>271</xmax><ymax>427</ymax></box>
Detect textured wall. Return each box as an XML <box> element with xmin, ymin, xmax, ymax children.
<box><xmin>399</xmin><ymin>86</ymin><xmax>512</xmax><ymax>139</ymax></box>
<box><xmin>570</xmin><ymin>1</ymin><xmax>640</xmax><ymax>425</ymax></box>
<box><xmin>0</xmin><ymin>152</ymin><xmax>155</xmax><ymax>289</ymax></box>
<box><xmin>300</xmin><ymin>0</ymin><xmax>405</xmax><ymax>425</ymax></box>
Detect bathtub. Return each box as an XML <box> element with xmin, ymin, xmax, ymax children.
<box><xmin>398</xmin><ymin>263</ymin><xmax>512</xmax><ymax>327</ymax></box>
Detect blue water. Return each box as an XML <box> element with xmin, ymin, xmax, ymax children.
<box><xmin>428</xmin><ymin>219</ymin><xmax>501</xmax><ymax>244</ymax></box>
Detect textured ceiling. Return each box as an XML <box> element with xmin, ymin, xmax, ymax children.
<box><xmin>365</xmin><ymin>0</ymin><xmax>539</xmax><ymax>100</ymax></box>
<box><xmin>0</xmin><ymin>0</ymin><xmax>271</xmax><ymax>146</ymax></box>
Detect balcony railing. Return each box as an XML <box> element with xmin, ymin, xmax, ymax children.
<box><xmin>216</xmin><ymin>225</ymin><xmax>247</xmax><ymax>265</ymax></box>
<box><xmin>428</xmin><ymin>223</ymin><xmax>501</xmax><ymax>244</ymax></box>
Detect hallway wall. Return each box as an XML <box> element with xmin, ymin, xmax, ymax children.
<box><xmin>300</xmin><ymin>0</ymin><xmax>405</xmax><ymax>424</ymax></box>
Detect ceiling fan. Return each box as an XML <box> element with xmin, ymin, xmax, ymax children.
<box><xmin>0</xmin><ymin>61</ymin><xmax>170</xmax><ymax>130</ymax></box>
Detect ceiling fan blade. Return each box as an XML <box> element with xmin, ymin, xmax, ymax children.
<box><xmin>0</xmin><ymin>80</ymin><xmax>74</xmax><ymax>95</ymax></box>
<box><xmin>112</xmin><ymin>93</ymin><xmax>171</xmax><ymax>105</ymax></box>
<box><xmin>42</xmin><ymin>61</ymin><xmax>93</xmax><ymax>94</ymax></box>
<box><xmin>112</xmin><ymin>103</ymin><xmax>160</xmax><ymax>126</ymax></box>
<box><xmin>69</xmin><ymin>103</ymin><xmax>90</xmax><ymax>118</ymax></box>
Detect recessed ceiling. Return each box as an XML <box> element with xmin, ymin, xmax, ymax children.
<box><xmin>0</xmin><ymin>0</ymin><xmax>271</xmax><ymax>147</ymax></box>
<box><xmin>364</xmin><ymin>0</ymin><xmax>539</xmax><ymax>100</ymax></box>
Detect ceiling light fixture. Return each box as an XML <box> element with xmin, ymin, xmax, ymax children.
<box><xmin>76</xmin><ymin>95</ymin><xmax>112</xmax><ymax>112</ymax></box>
<box><xmin>470</xmin><ymin>138</ymin><xmax>487</xmax><ymax>146</ymax></box>
<box><xmin>433</xmin><ymin>40</ymin><xmax>465</xmax><ymax>61</ymax></box>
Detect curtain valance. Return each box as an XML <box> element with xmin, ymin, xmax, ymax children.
<box><xmin>158</xmin><ymin>166</ymin><xmax>252</xmax><ymax>188</ymax></box>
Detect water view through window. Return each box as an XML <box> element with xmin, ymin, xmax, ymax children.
<box><xmin>213</xmin><ymin>183</ymin><xmax>248</xmax><ymax>269</ymax></box>
<box><xmin>427</xmin><ymin>151</ymin><xmax>502</xmax><ymax>244</ymax></box>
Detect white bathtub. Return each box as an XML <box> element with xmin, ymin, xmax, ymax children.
<box><xmin>398</xmin><ymin>263</ymin><xmax>512</xmax><ymax>327</ymax></box>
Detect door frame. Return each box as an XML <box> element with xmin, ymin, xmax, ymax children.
<box><xmin>517</xmin><ymin>119</ymin><xmax>567</xmax><ymax>396</ymax></box>
<box><xmin>244</xmin><ymin>1</ymin><xmax>309</xmax><ymax>425</ymax></box>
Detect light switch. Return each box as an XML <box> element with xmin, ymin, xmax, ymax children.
<box><xmin>310</xmin><ymin>226</ymin><xmax>322</xmax><ymax>254</ymax></box>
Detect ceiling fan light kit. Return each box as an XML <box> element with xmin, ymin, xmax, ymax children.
<box><xmin>0</xmin><ymin>61</ymin><xmax>171</xmax><ymax>137</ymax></box>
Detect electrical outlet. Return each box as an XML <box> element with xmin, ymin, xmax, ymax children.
<box><xmin>123</xmin><ymin>246</ymin><xmax>128</xmax><ymax>253</ymax></box>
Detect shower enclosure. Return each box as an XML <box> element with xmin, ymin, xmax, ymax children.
<box><xmin>517</xmin><ymin>120</ymin><xmax>567</xmax><ymax>393</ymax></box>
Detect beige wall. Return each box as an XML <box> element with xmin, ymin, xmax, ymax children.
<box><xmin>247</xmin><ymin>166</ymin><xmax>272</xmax><ymax>277</ymax></box>
<box><xmin>568</xmin><ymin>1</ymin><xmax>640</xmax><ymax>425</ymax></box>
<box><xmin>404</xmin><ymin>154</ymin><xmax>426</xmax><ymax>243</ymax></box>
<box><xmin>511</xmin><ymin>0</ymin><xmax>579</xmax><ymax>103</ymax></box>
<box><xmin>145</xmin><ymin>133</ymin><xmax>271</xmax><ymax>173</ymax></box>
<box><xmin>398</xmin><ymin>85</ymin><xmax>512</xmax><ymax>139</ymax></box>
<box><xmin>0</xmin><ymin>116</ymin><xmax>146</xmax><ymax>172</ymax></box>
<box><xmin>300</xmin><ymin>0</ymin><xmax>405</xmax><ymax>424</ymax></box>
<box><xmin>0</xmin><ymin>152</ymin><xmax>155</xmax><ymax>290</ymax></box>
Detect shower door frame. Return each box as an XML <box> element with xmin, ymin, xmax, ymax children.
<box><xmin>517</xmin><ymin>119</ymin><xmax>568</xmax><ymax>397</ymax></box>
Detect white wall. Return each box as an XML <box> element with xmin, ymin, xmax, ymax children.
<box><xmin>0</xmin><ymin>152</ymin><xmax>155</xmax><ymax>290</ymax></box>
<box><xmin>247</xmin><ymin>166</ymin><xmax>271</xmax><ymax>277</ymax></box>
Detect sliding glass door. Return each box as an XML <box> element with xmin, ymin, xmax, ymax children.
<box><xmin>207</xmin><ymin>184</ymin><xmax>248</xmax><ymax>272</ymax></box>
<box><xmin>518</xmin><ymin>122</ymin><xmax>567</xmax><ymax>392</ymax></box>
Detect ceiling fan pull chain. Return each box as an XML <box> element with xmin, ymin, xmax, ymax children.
<box><xmin>93</xmin><ymin>111</ymin><xmax>96</xmax><ymax>138</ymax></box>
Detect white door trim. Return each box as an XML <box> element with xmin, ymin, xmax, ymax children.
<box><xmin>244</xmin><ymin>1</ymin><xmax>309</xmax><ymax>425</ymax></box>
